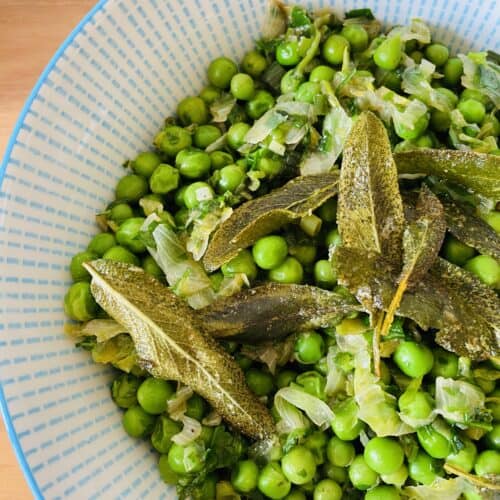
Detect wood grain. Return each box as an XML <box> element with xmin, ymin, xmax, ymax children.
<box><xmin>0</xmin><ymin>2</ymin><xmax>96</xmax><ymax>498</ymax></box>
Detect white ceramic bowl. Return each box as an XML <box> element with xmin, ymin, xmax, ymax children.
<box><xmin>1</xmin><ymin>0</ymin><xmax>499</xmax><ymax>498</ymax></box>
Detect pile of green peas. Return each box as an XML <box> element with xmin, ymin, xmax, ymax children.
<box><xmin>63</xmin><ymin>5</ymin><xmax>500</xmax><ymax>498</ymax></box>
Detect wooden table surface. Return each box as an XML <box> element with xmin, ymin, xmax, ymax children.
<box><xmin>0</xmin><ymin>2</ymin><xmax>97</xmax><ymax>497</ymax></box>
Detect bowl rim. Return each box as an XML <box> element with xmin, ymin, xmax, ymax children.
<box><xmin>0</xmin><ymin>1</ymin><xmax>108</xmax><ymax>497</ymax></box>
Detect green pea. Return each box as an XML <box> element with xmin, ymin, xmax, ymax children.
<box><xmin>408</xmin><ymin>451</ymin><xmax>439</xmax><ymax>485</ymax></box>
<box><xmin>230</xmin><ymin>73</ymin><xmax>255</xmax><ymax>101</ymax></box>
<box><xmin>295</xmin><ymin>331</ymin><xmax>325</xmax><ymax>364</ymax></box>
<box><xmin>348</xmin><ymin>455</ymin><xmax>379</xmax><ymax>491</ymax></box>
<box><xmin>380</xmin><ymin>464</ymin><xmax>408</xmax><ymax>487</ymax></box>
<box><xmin>111</xmin><ymin>373</ymin><xmax>141</xmax><ymax>409</ymax></box>
<box><xmin>115</xmin><ymin>174</ymin><xmax>149</xmax><ymax>202</ymax></box>
<box><xmin>309</xmin><ymin>65</ymin><xmax>335</xmax><ymax>83</ymax></box>
<box><xmin>332</xmin><ymin>398</ymin><xmax>364</xmax><ymax>441</ymax></box>
<box><xmin>242</xmin><ymin>50</ymin><xmax>268</xmax><ymax>77</ymax></box>
<box><xmin>246</xmin><ymin>90</ymin><xmax>275</xmax><ymax>119</ymax></box>
<box><xmin>295</xmin><ymin>81</ymin><xmax>321</xmax><ymax>104</ymax></box>
<box><xmin>116</xmin><ymin>217</ymin><xmax>146</xmax><ymax>253</ymax></box>
<box><xmin>231</xmin><ymin>459</ymin><xmax>259</xmax><ymax>493</ymax></box>
<box><xmin>258</xmin><ymin>462</ymin><xmax>291</xmax><ymax>499</ymax></box>
<box><xmin>374</xmin><ymin>36</ymin><xmax>402</xmax><ymax>70</ymax></box>
<box><xmin>185</xmin><ymin>393</ymin><xmax>207</xmax><ymax>421</ymax></box>
<box><xmin>317</xmin><ymin>198</ymin><xmax>337</xmax><ymax>222</ymax></box>
<box><xmin>446</xmin><ymin>437</ymin><xmax>477</xmax><ymax>472</ymax></box>
<box><xmin>458</xmin><ymin>99</ymin><xmax>486</xmax><ymax>124</ymax></box>
<box><xmin>313</xmin><ymin>260</ymin><xmax>337</xmax><ymax>289</ymax></box>
<box><xmin>276</xmin><ymin>370</ymin><xmax>297</xmax><ymax>389</ymax></box>
<box><xmin>194</xmin><ymin>124</ymin><xmax>222</xmax><ymax>149</ymax></box>
<box><xmin>168</xmin><ymin>442</ymin><xmax>205</xmax><ymax>474</ymax></box>
<box><xmin>284</xmin><ymin>490</ymin><xmax>307</xmax><ymax>500</ymax></box>
<box><xmin>208</xmin><ymin>56</ymin><xmax>238</xmax><ymax>89</ymax></box>
<box><xmin>313</xmin><ymin>479</ymin><xmax>342</xmax><ymax>500</ymax></box>
<box><xmin>425</xmin><ymin>43</ymin><xmax>449</xmax><ymax>67</ymax></box>
<box><xmin>364</xmin><ymin>437</ymin><xmax>404</xmax><ymax>475</ymax></box>
<box><xmin>142</xmin><ymin>255</ymin><xmax>163</xmax><ymax>280</ymax></box>
<box><xmin>289</xmin><ymin>244</ymin><xmax>317</xmax><ymax>266</ymax></box>
<box><xmin>122</xmin><ymin>405</ymin><xmax>156</xmax><ymax>438</ymax></box>
<box><xmin>151</xmin><ymin>415</ymin><xmax>182</xmax><ymax>454</ymax></box>
<box><xmin>304</xmin><ymin>431</ymin><xmax>328</xmax><ymax>465</ymax></box>
<box><xmin>107</xmin><ymin>202</ymin><xmax>134</xmax><ymax>225</ymax></box>
<box><xmin>430</xmin><ymin>109</ymin><xmax>451</xmax><ymax>132</ymax></box>
<box><xmin>365</xmin><ymin>485</ymin><xmax>401</xmax><ymax>500</ymax></box>
<box><xmin>269</xmin><ymin>256</ymin><xmax>303</xmax><ymax>284</ymax></box>
<box><xmin>276</xmin><ymin>40</ymin><xmax>301</xmax><ymax>66</ymax></box>
<box><xmin>327</xmin><ymin>436</ymin><xmax>355</xmax><ymax>467</ymax></box>
<box><xmin>417</xmin><ymin>423</ymin><xmax>452</xmax><ymax>459</ymax></box>
<box><xmin>70</xmin><ymin>250</ymin><xmax>98</xmax><ymax>282</ymax></box>
<box><xmin>252</xmin><ymin>235</ymin><xmax>288</xmax><ymax>270</ymax></box>
<box><xmin>484</xmin><ymin>422</ymin><xmax>500</xmax><ymax>450</ymax></box>
<box><xmin>64</xmin><ymin>281</ymin><xmax>98</xmax><ymax>321</ymax></box>
<box><xmin>183</xmin><ymin>181</ymin><xmax>214</xmax><ymax>209</ymax></box>
<box><xmin>475</xmin><ymin>376</ymin><xmax>495</xmax><ymax>394</ymax></box>
<box><xmin>464</xmin><ymin>255</ymin><xmax>500</xmax><ymax>287</ymax></box>
<box><xmin>217</xmin><ymin>164</ymin><xmax>245</xmax><ymax>193</ymax></box>
<box><xmin>176</xmin><ymin>148</ymin><xmax>211</xmax><ymax>179</ymax></box>
<box><xmin>199</xmin><ymin>85</ymin><xmax>222</xmax><ymax>105</ymax></box>
<box><xmin>431</xmin><ymin>348</ymin><xmax>459</xmax><ymax>378</ymax></box>
<box><xmin>130</xmin><ymin>151</ymin><xmax>159</xmax><ymax>178</ymax></box>
<box><xmin>486</xmin><ymin>388</ymin><xmax>500</xmax><ymax>421</ymax></box>
<box><xmin>280</xmin><ymin>69</ymin><xmax>306</xmax><ymax>94</ymax></box>
<box><xmin>341</xmin><ymin>24</ymin><xmax>369</xmax><ymax>52</ymax></box>
<box><xmin>296</xmin><ymin>371</ymin><xmax>326</xmax><ymax>400</ymax></box>
<box><xmin>87</xmin><ymin>232</ymin><xmax>116</xmax><ymax>257</ymax></box>
<box><xmin>221</xmin><ymin>249</ymin><xmax>258</xmax><ymax>281</ymax></box>
<box><xmin>393</xmin><ymin>341</ymin><xmax>434</xmax><ymax>377</ymax></box>
<box><xmin>156</xmin><ymin>126</ymin><xmax>192</xmax><ymax>157</ymax></box>
<box><xmin>443</xmin><ymin>57</ymin><xmax>463</xmax><ymax>87</ymax></box>
<box><xmin>460</xmin><ymin>88</ymin><xmax>490</xmax><ymax>106</ymax></box>
<box><xmin>177</xmin><ymin>96</ymin><xmax>208</xmax><ymax>125</ymax></box>
<box><xmin>322</xmin><ymin>34</ymin><xmax>350</xmax><ymax>65</ymax></box>
<box><xmin>398</xmin><ymin>389</ymin><xmax>434</xmax><ymax>421</ymax></box>
<box><xmin>375</xmin><ymin>67</ymin><xmax>402</xmax><ymax>92</ymax></box>
<box><xmin>442</xmin><ymin>235</ymin><xmax>476</xmax><ymax>265</ymax></box>
<box><xmin>395</xmin><ymin>113</ymin><xmax>429</xmax><ymax>140</ymax></box>
<box><xmin>102</xmin><ymin>245</ymin><xmax>140</xmax><ymax>266</ymax></box>
<box><xmin>210</xmin><ymin>150</ymin><xmax>234</xmax><ymax>170</ymax></box>
<box><xmin>323</xmin><ymin>463</ymin><xmax>348</xmax><ymax>483</ymax></box>
<box><xmin>410</xmin><ymin>50</ymin><xmax>424</xmax><ymax>64</ymax></box>
<box><xmin>257</xmin><ymin>154</ymin><xmax>283</xmax><ymax>176</ymax></box>
<box><xmin>281</xmin><ymin>446</ymin><xmax>317</xmax><ymax>485</ymax></box>
<box><xmin>474</xmin><ymin>450</ymin><xmax>500</xmax><ymax>476</ymax></box>
<box><xmin>174</xmin><ymin>207</ymin><xmax>189</xmax><ymax>227</ymax></box>
<box><xmin>246</xmin><ymin>368</ymin><xmax>274</xmax><ymax>396</ymax></box>
<box><xmin>415</xmin><ymin>134</ymin><xmax>434</xmax><ymax>148</ymax></box>
<box><xmin>227</xmin><ymin>122</ymin><xmax>251</xmax><ymax>150</ymax></box>
<box><xmin>158</xmin><ymin>454</ymin><xmax>178</xmax><ymax>484</ymax></box>
<box><xmin>137</xmin><ymin>378</ymin><xmax>174</xmax><ymax>415</ymax></box>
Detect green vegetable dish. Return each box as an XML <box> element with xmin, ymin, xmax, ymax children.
<box><xmin>64</xmin><ymin>2</ymin><xmax>500</xmax><ymax>499</ymax></box>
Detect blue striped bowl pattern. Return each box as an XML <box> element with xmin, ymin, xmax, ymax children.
<box><xmin>0</xmin><ymin>0</ymin><xmax>498</xmax><ymax>498</ymax></box>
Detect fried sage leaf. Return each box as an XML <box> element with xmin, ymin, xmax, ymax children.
<box><xmin>440</xmin><ymin>197</ymin><xmax>500</xmax><ymax>259</ymax></box>
<box><xmin>337</xmin><ymin>111</ymin><xmax>405</xmax><ymax>264</ymax></box>
<box><xmin>395</xmin><ymin>149</ymin><xmax>500</xmax><ymax>201</ymax></box>
<box><xmin>84</xmin><ymin>260</ymin><xmax>275</xmax><ymax>439</ymax></box>
<box><xmin>199</xmin><ymin>283</ymin><xmax>360</xmax><ymax>342</ymax></box>
<box><xmin>203</xmin><ymin>173</ymin><xmax>339</xmax><ymax>271</ymax></box>
<box><xmin>380</xmin><ymin>186</ymin><xmax>446</xmax><ymax>336</ymax></box>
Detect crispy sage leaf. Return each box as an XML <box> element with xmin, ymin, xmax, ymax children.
<box><xmin>380</xmin><ymin>187</ymin><xmax>446</xmax><ymax>336</ymax></box>
<box><xmin>440</xmin><ymin>197</ymin><xmax>500</xmax><ymax>259</ymax></box>
<box><xmin>84</xmin><ymin>260</ymin><xmax>275</xmax><ymax>439</ymax></box>
<box><xmin>203</xmin><ymin>173</ymin><xmax>339</xmax><ymax>271</ymax></box>
<box><xmin>199</xmin><ymin>283</ymin><xmax>360</xmax><ymax>342</ymax></box>
<box><xmin>337</xmin><ymin>111</ymin><xmax>405</xmax><ymax>264</ymax></box>
<box><xmin>395</xmin><ymin>149</ymin><xmax>500</xmax><ymax>201</ymax></box>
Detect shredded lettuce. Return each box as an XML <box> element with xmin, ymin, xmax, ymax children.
<box><xmin>387</xmin><ymin>19</ymin><xmax>431</xmax><ymax>44</ymax></box>
<box><xmin>167</xmin><ymin>385</ymin><xmax>194</xmax><ymax>421</ymax></box>
<box><xmin>403</xmin><ymin>477</ymin><xmax>467</xmax><ymax>500</ymax></box>
<box><xmin>171</xmin><ymin>415</ymin><xmax>202</xmax><ymax>445</ymax></box>
<box><xmin>325</xmin><ymin>346</ymin><xmax>347</xmax><ymax>397</ymax></box>
<box><xmin>300</xmin><ymin>81</ymin><xmax>352</xmax><ymax>175</ymax></box>
<box><xmin>210</xmin><ymin>94</ymin><xmax>237</xmax><ymax>122</ymax></box>
<box><xmin>274</xmin><ymin>386</ymin><xmax>334</xmax><ymax>431</ymax></box>
<box><xmin>91</xmin><ymin>333</ymin><xmax>138</xmax><ymax>373</ymax></box>
<box><xmin>435</xmin><ymin>377</ymin><xmax>487</xmax><ymax>425</ymax></box>
<box><xmin>274</xmin><ymin>394</ymin><xmax>311</xmax><ymax>435</ymax></box>
<box><xmin>459</xmin><ymin>52</ymin><xmax>500</xmax><ymax>107</ymax></box>
<box><xmin>65</xmin><ymin>318</ymin><xmax>126</xmax><ymax>343</ymax></box>
<box><xmin>399</xmin><ymin>378</ymin><xmax>437</xmax><ymax>428</ymax></box>
<box><xmin>402</xmin><ymin>60</ymin><xmax>455</xmax><ymax>112</ymax></box>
